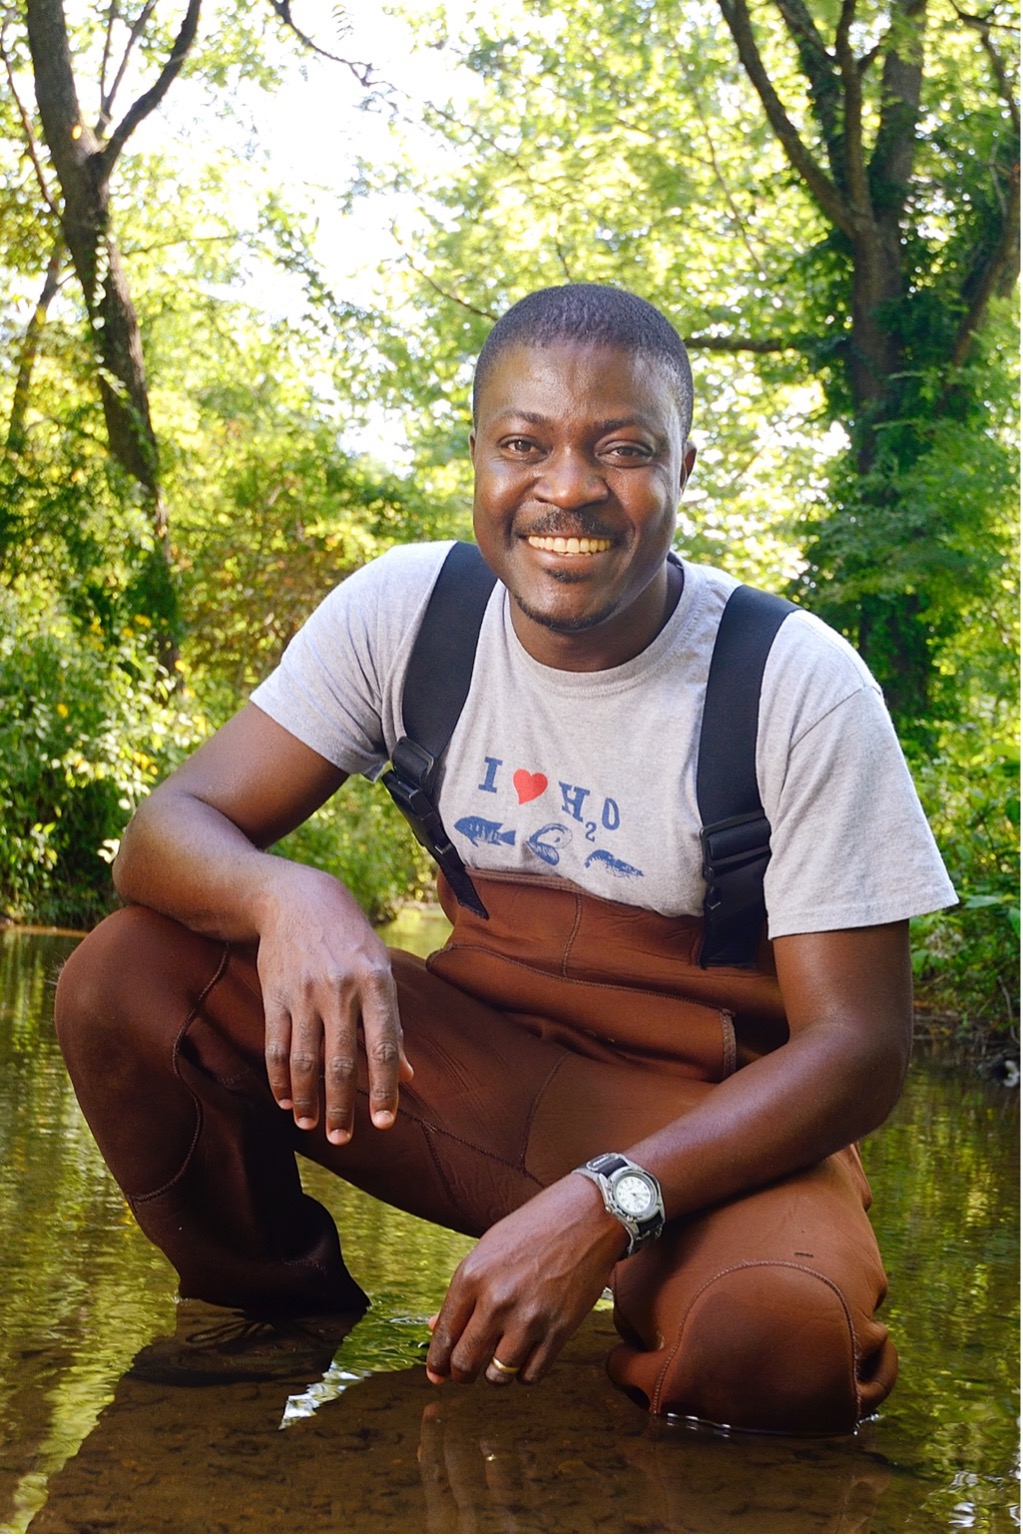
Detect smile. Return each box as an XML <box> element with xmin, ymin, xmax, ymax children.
<box><xmin>525</xmin><ymin>536</ymin><xmax>612</xmax><ymax>555</ymax></box>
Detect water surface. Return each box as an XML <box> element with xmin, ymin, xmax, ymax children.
<box><xmin>0</xmin><ymin>920</ymin><xmax>1017</xmax><ymax>1534</ymax></box>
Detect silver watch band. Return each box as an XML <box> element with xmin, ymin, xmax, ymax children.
<box><xmin>574</xmin><ymin>1153</ymin><xmax>665</xmax><ymax>1257</ymax></box>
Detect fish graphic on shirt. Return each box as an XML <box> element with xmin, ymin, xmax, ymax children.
<box><xmin>526</xmin><ymin>823</ymin><xmax>572</xmax><ymax>867</ymax></box>
<box><xmin>584</xmin><ymin>849</ymin><xmax>643</xmax><ymax>879</ymax></box>
<box><xmin>455</xmin><ymin>816</ymin><xmax>516</xmax><ymax>847</ymax></box>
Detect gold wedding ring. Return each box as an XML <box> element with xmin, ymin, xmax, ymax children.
<box><xmin>489</xmin><ymin>1355</ymin><xmax>519</xmax><ymax>1377</ymax></box>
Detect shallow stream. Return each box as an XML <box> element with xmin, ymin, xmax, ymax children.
<box><xmin>0</xmin><ymin>918</ymin><xmax>1017</xmax><ymax>1534</ymax></box>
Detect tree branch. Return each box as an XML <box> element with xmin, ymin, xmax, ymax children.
<box><xmin>98</xmin><ymin>1</ymin><xmax>117</xmax><ymax>122</ymax></box>
<box><xmin>402</xmin><ymin>253</ymin><xmax>499</xmax><ymax>321</ymax></box>
<box><xmin>267</xmin><ymin>0</ymin><xmax>384</xmax><ymax>91</ymax></box>
<box><xmin>6</xmin><ymin>237</ymin><xmax>65</xmax><ymax>455</ymax></box>
<box><xmin>868</xmin><ymin>0</ymin><xmax>928</xmax><ymax>216</ymax></box>
<box><xmin>676</xmin><ymin>48</ymin><xmax>767</xmax><ymax>274</ymax></box>
<box><xmin>771</xmin><ymin>0</ymin><xmax>848</xmax><ymax>189</ymax></box>
<box><xmin>949</xmin><ymin>165</ymin><xmax>1020</xmax><ymax>370</ymax></box>
<box><xmin>949</xmin><ymin>0</ymin><xmax>1021</xmax><ymax>132</ymax></box>
<box><xmin>717</xmin><ymin>0</ymin><xmax>855</xmax><ymax>235</ymax></box>
<box><xmin>100</xmin><ymin>0</ymin><xmax>158</xmax><ymax>135</ymax></box>
<box><xmin>833</xmin><ymin>0</ymin><xmax>872</xmax><ymax>214</ymax></box>
<box><xmin>0</xmin><ymin>25</ymin><xmax>60</xmax><ymax>218</ymax></box>
<box><xmin>101</xmin><ymin>0</ymin><xmax>202</xmax><ymax>170</ymax></box>
<box><xmin>683</xmin><ymin>333</ymin><xmax>805</xmax><ymax>352</ymax></box>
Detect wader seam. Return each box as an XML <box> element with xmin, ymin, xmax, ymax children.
<box><xmin>132</xmin><ymin>941</ymin><xmax>232</xmax><ymax>1205</ymax></box>
<box><xmin>434</xmin><ymin>944</ymin><xmax>736</xmax><ymax>1018</ymax></box>
<box><xmin>647</xmin><ymin>1257</ymin><xmax>862</xmax><ymax>1420</ymax></box>
<box><xmin>433</xmin><ymin>944</ymin><xmax>734</xmax><ymax>1079</ymax></box>
<box><xmin>561</xmin><ymin>892</ymin><xmax>584</xmax><ymax>978</ymax></box>
<box><xmin>354</xmin><ymin>1086</ymin><xmax>546</xmax><ymax>1186</ymax></box>
<box><xmin>721</xmin><ymin>1015</ymin><xmax>737</xmax><ymax>1079</ymax></box>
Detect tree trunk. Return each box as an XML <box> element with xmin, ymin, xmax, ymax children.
<box><xmin>25</xmin><ymin>0</ymin><xmax>181</xmax><ymax>668</ymax></box>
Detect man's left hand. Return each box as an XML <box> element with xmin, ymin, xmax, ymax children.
<box><xmin>425</xmin><ymin>1175</ymin><xmax>627</xmax><ymax>1387</ymax></box>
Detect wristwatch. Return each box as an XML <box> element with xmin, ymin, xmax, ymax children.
<box><xmin>573</xmin><ymin>1153</ymin><xmax>665</xmax><ymax>1257</ymax></box>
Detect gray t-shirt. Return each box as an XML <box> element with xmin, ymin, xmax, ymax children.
<box><xmin>251</xmin><ymin>541</ymin><xmax>956</xmax><ymax>937</ymax></box>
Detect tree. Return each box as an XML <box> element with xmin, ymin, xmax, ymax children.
<box><xmin>2</xmin><ymin>0</ymin><xmax>389</xmax><ymax>664</ymax></box>
<box><xmin>367</xmin><ymin>0</ymin><xmax>1018</xmax><ymax>735</ymax></box>
<box><xmin>11</xmin><ymin>0</ymin><xmax>208</xmax><ymax>662</ymax></box>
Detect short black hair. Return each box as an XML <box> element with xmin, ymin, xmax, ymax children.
<box><xmin>472</xmin><ymin>283</ymin><xmax>694</xmax><ymax>439</ymax></box>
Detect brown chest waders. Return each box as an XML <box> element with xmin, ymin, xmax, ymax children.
<box><xmin>54</xmin><ymin>548</ymin><xmax>898</xmax><ymax>1433</ymax></box>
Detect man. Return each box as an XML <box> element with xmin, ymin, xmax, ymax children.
<box><xmin>56</xmin><ymin>284</ymin><xmax>954</xmax><ymax>1434</ymax></box>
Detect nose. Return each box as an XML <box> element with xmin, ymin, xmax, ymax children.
<box><xmin>534</xmin><ymin>449</ymin><xmax>610</xmax><ymax>509</ymax></box>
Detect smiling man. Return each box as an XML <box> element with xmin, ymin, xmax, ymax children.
<box><xmin>55</xmin><ymin>284</ymin><xmax>955</xmax><ymax>1434</ymax></box>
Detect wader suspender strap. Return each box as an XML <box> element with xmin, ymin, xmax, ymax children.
<box><xmin>696</xmin><ymin>585</ymin><xmax>797</xmax><ymax>968</ymax></box>
<box><xmin>382</xmin><ymin>542</ymin><xmax>797</xmax><ymax>961</ymax></box>
<box><xmin>381</xmin><ymin>542</ymin><xmax>496</xmax><ymax>919</ymax></box>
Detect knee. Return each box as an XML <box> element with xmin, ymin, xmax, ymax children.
<box><xmin>55</xmin><ymin>907</ymin><xmax>219</xmax><ymax>1074</ymax></box>
<box><xmin>611</xmin><ymin>1261</ymin><xmax>865</xmax><ymax>1435</ymax></box>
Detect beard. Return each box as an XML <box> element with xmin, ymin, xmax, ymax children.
<box><xmin>509</xmin><ymin>580</ymin><xmax>622</xmax><ymax>636</ymax></box>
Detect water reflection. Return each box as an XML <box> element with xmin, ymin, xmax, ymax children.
<box><xmin>0</xmin><ymin>922</ymin><xmax>1017</xmax><ymax>1535</ymax></box>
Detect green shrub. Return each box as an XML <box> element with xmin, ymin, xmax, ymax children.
<box><xmin>273</xmin><ymin>774</ymin><xmax>435</xmax><ymax>925</ymax></box>
<box><xmin>909</xmin><ymin>739</ymin><xmax>1020</xmax><ymax>1042</ymax></box>
<box><xmin>0</xmin><ymin>587</ymin><xmax>205</xmax><ymax>927</ymax></box>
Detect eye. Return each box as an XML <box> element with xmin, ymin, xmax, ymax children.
<box><xmin>602</xmin><ymin>440</ymin><xmax>654</xmax><ymax>463</ymax></box>
<box><xmin>500</xmin><ymin>436</ymin><xmax>542</xmax><ymax>457</ymax></box>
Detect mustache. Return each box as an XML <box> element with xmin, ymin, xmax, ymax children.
<box><xmin>521</xmin><ymin>514</ymin><xmax>616</xmax><ymax>540</ymax></box>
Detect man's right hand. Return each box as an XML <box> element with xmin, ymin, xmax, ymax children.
<box><xmin>255</xmin><ymin>866</ymin><xmax>413</xmax><ymax>1143</ymax></box>
<box><xmin>113</xmin><ymin>703</ymin><xmax>413</xmax><ymax>1144</ymax></box>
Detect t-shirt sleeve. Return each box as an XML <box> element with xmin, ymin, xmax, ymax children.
<box><xmin>249</xmin><ymin>542</ymin><xmax>452</xmax><ymax>778</ymax></box>
<box><xmin>759</xmin><ymin>619</ymin><xmax>957</xmax><ymax>937</ymax></box>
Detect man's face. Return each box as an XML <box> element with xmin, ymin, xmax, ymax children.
<box><xmin>470</xmin><ymin>342</ymin><xmax>694</xmax><ymax>671</ymax></box>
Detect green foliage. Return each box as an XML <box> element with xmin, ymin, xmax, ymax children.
<box><xmin>0</xmin><ymin>0</ymin><xmax>1017</xmax><ymax>1051</ymax></box>
<box><xmin>0</xmin><ymin>585</ymin><xmax>206</xmax><ymax>926</ymax></box>
<box><xmin>910</xmin><ymin>740</ymin><xmax>1020</xmax><ymax>1040</ymax></box>
<box><xmin>273</xmin><ymin>776</ymin><xmax>435</xmax><ymax>926</ymax></box>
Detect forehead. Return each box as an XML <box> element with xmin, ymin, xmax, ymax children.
<box><xmin>475</xmin><ymin>341</ymin><xmax>682</xmax><ymax>435</ymax></box>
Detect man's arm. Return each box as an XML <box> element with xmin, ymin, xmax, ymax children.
<box><xmin>114</xmin><ymin>703</ymin><xmax>412</xmax><ymax>1143</ymax></box>
<box><xmin>425</xmin><ymin>920</ymin><xmax>911</xmax><ymax>1387</ymax></box>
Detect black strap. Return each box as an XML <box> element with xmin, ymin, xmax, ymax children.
<box><xmin>381</xmin><ymin>543</ymin><xmax>496</xmax><ymax>918</ymax></box>
<box><xmin>697</xmin><ymin>584</ymin><xmax>797</xmax><ymax>968</ymax></box>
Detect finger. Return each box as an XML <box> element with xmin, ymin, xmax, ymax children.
<box><xmin>426</xmin><ymin>1290</ymin><xmax>477</xmax><ymax>1384</ymax></box>
<box><xmin>358</xmin><ymin>963</ymin><xmax>407</xmax><ymax>1130</ymax></box>
<box><xmin>322</xmin><ymin>1003</ymin><xmax>359</xmax><ymax>1145</ymax></box>
<box><xmin>507</xmin><ymin>1326</ymin><xmax>568</xmax><ymax>1387</ymax></box>
<box><xmin>484</xmin><ymin>1338</ymin><xmax>533</xmax><ymax>1387</ymax></box>
<box><xmin>289</xmin><ymin>1012</ymin><xmax>326</xmax><ymax>1131</ymax></box>
<box><xmin>263</xmin><ymin>999</ymin><xmax>294</xmax><ymax>1110</ymax></box>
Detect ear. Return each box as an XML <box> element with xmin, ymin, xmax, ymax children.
<box><xmin>680</xmin><ymin>440</ymin><xmax>697</xmax><ymax>490</ymax></box>
<box><xmin>469</xmin><ymin>430</ymin><xmax>477</xmax><ymax>464</ymax></box>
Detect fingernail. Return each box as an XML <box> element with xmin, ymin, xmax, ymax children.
<box><xmin>297</xmin><ymin>1116</ymin><xmax>316</xmax><ymax>1130</ymax></box>
<box><xmin>372</xmin><ymin>1109</ymin><xmax>395</xmax><ymax>1128</ymax></box>
<box><xmin>327</xmin><ymin>1127</ymin><xmax>351</xmax><ymax>1145</ymax></box>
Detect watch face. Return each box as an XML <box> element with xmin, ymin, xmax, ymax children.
<box><xmin>614</xmin><ymin>1173</ymin><xmax>654</xmax><ymax>1217</ymax></box>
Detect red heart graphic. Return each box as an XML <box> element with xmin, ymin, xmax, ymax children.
<box><xmin>513</xmin><ymin>769</ymin><xmax>548</xmax><ymax>804</ymax></box>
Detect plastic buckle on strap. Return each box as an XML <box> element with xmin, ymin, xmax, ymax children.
<box><xmin>700</xmin><ymin>812</ymin><xmax>772</xmax><ymax>888</ymax></box>
<box><xmin>382</xmin><ymin>741</ymin><xmax>489</xmax><ymax>919</ymax></box>
<box><xmin>699</xmin><ymin>813</ymin><xmax>772</xmax><ymax>968</ymax></box>
<box><xmin>390</xmin><ymin>736</ymin><xmax>437</xmax><ymax>790</ymax></box>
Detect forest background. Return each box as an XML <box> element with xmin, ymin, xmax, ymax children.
<box><xmin>1</xmin><ymin>0</ymin><xmax>1018</xmax><ymax>1049</ymax></box>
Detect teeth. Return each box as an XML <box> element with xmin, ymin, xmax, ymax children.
<box><xmin>526</xmin><ymin>535</ymin><xmax>612</xmax><ymax>555</ymax></box>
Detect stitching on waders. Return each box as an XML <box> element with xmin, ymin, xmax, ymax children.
<box><xmin>521</xmin><ymin>1055</ymin><xmax>573</xmax><ymax>1180</ymax></box>
<box><xmin>354</xmin><ymin>1086</ymin><xmax>546</xmax><ymax>1186</ymax></box>
<box><xmin>433</xmin><ymin>944</ymin><xmax>735</xmax><ymax>1078</ymax></box>
<box><xmin>721</xmin><ymin>1015</ymin><xmax>737</xmax><ymax>1079</ymax></box>
<box><xmin>646</xmin><ymin>1258</ymin><xmax>862</xmax><ymax>1419</ymax></box>
<box><xmin>435</xmin><ymin>945</ymin><xmax>733</xmax><ymax>1014</ymax></box>
<box><xmin>133</xmin><ymin>942</ymin><xmax>232</xmax><ymax>1204</ymax></box>
<box><xmin>561</xmin><ymin>893</ymin><xmax>583</xmax><ymax>978</ymax></box>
